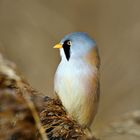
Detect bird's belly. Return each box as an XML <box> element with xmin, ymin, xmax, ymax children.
<box><xmin>55</xmin><ymin>64</ymin><xmax>97</xmax><ymax>127</ymax></box>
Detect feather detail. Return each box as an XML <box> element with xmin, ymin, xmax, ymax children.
<box><xmin>54</xmin><ymin>47</ymin><xmax>100</xmax><ymax>127</ymax></box>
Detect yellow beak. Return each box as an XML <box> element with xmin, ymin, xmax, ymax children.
<box><xmin>53</xmin><ymin>44</ymin><xmax>63</xmax><ymax>49</ymax></box>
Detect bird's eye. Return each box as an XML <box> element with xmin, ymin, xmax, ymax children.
<box><xmin>67</xmin><ymin>40</ymin><xmax>72</xmax><ymax>46</ymax></box>
<box><xmin>64</xmin><ymin>40</ymin><xmax>72</xmax><ymax>46</ymax></box>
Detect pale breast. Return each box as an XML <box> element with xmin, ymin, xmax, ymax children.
<box><xmin>54</xmin><ymin>58</ymin><xmax>99</xmax><ymax>127</ymax></box>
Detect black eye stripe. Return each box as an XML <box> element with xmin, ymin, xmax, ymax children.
<box><xmin>62</xmin><ymin>40</ymin><xmax>71</xmax><ymax>61</ymax></box>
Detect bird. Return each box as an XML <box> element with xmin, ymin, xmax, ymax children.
<box><xmin>53</xmin><ymin>32</ymin><xmax>100</xmax><ymax>129</ymax></box>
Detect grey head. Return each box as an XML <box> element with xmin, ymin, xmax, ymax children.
<box><xmin>59</xmin><ymin>32</ymin><xmax>96</xmax><ymax>61</ymax></box>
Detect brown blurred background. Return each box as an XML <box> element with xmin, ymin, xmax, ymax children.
<box><xmin>0</xmin><ymin>0</ymin><xmax>140</xmax><ymax>138</ymax></box>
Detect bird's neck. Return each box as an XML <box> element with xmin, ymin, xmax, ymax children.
<box><xmin>60</xmin><ymin>47</ymin><xmax>100</xmax><ymax>69</ymax></box>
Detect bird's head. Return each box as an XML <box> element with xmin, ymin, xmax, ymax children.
<box><xmin>53</xmin><ymin>32</ymin><xmax>96</xmax><ymax>61</ymax></box>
